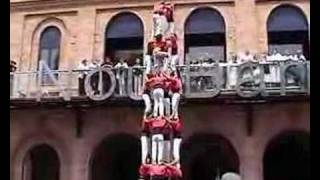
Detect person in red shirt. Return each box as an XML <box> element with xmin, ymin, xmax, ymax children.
<box><xmin>168</xmin><ymin>70</ymin><xmax>182</xmax><ymax>119</ymax></box>
<box><xmin>167</xmin><ymin>115</ymin><xmax>182</xmax><ymax>169</ymax></box>
<box><xmin>149</xmin><ymin>72</ymin><xmax>167</xmax><ymax>117</ymax></box>
<box><xmin>146</xmin><ymin>34</ymin><xmax>169</xmax><ymax>73</ymax></box>
<box><xmin>164</xmin><ymin>2</ymin><xmax>174</xmax><ymax>34</ymax></box>
<box><xmin>166</xmin><ymin>33</ymin><xmax>179</xmax><ymax>71</ymax></box>
<box><xmin>142</xmin><ymin>73</ymin><xmax>154</xmax><ymax>119</ymax></box>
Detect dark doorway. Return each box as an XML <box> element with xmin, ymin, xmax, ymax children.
<box><xmin>90</xmin><ymin>133</ymin><xmax>141</xmax><ymax>180</ymax></box>
<box><xmin>105</xmin><ymin>13</ymin><xmax>144</xmax><ymax>66</ymax></box>
<box><xmin>263</xmin><ymin>131</ymin><xmax>310</xmax><ymax>180</ymax></box>
<box><xmin>267</xmin><ymin>5</ymin><xmax>309</xmax><ymax>59</ymax></box>
<box><xmin>180</xmin><ymin>133</ymin><xmax>239</xmax><ymax>180</ymax></box>
<box><xmin>22</xmin><ymin>144</ymin><xmax>60</xmax><ymax>180</ymax></box>
<box><xmin>184</xmin><ymin>8</ymin><xmax>226</xmax><ymax>63</ymax></box>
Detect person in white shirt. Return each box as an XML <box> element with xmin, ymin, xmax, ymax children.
<box><xmin>77</xmin><ymin>59</ymin><xmax>89</xmax><ymax>96</ymax></box>
<box><xmin>227</xmin><ymin>52</ymin><xmax>239</xmax><ymax>89</ymax></box>
<box><xmin>297</xmin><ymin>50</ymin><xmax>306</xmax><ymax>61</ymax></box>
<box><xmin>268</xmin><ymin>49</ymin><xmax>282</xmax><ymax>84</ymax></box>
<box><xmin>133</xmin><ymin>58</ymin><xmax>143</xmax><ymax>96</ymax></box>
<box><xmin>239</xmin><ymin>50</ymin><xmax>253</xmax><ymax>63</ymax></box>
<box><xmin>88</xmin><ymin>59</ymin><xmax>100</xmax><ymax>95</ymax></box>
<box><xmin>114</xmin><ymin>58</ymin><xmax>129</xmax><ymax>95</ymax></box>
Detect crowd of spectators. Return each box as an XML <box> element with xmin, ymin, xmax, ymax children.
<box><xmin>10</xmin><ymin>49</ymin><xmax>308</xmax><ymax>97</ymax></box>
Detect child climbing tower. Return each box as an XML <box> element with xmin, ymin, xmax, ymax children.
<box><xmin>139</xmin><ymin>1</ymin><xmax>183</xmax><ymax>180</ymax></box>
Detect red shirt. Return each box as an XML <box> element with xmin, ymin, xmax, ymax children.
<box><xmin>139</xmin><ymin>164</ymin><xmax>151</xmax><ymax>176</ymax></box>
<box><xmin>165</xmin><ymin>165</ymin><xmax>182</xmax><ymax>177</ymax></box>
<box><xmin>147</xmin><ymin>40</ymin><xmax>167</xmax><ymax>55</ymax></box>
<box><xmin>169</xmin><ymin>117</ymin><xmax>182</xmax><ymax>134</ymax></box>
<box><xmin>163</xmin><ymin>4</ymin><xmax>174</xmax><ymax>22</ymax></box>
<box><xmin>153</xmin><ymin>3</ymin><xmax>165</xmax><ymax>15</ymax></box>
<box><xmin>169</xmin><ymin>76</ymin><xmax>182</xmax><ymax>93</ymax></box>
<box><xmin>149</xmin><ymin>74</ymin><xmax>166</xmax><ymax>90</ymax></box>
<box><xmin>165</xmin><ymin>37</ymin><xmax>178</xmax><ymax>55</ymax></box>
<box><xmin>149</xmin><ymin>165</ymin><xmax>167</xmax><ymax>176</ymax></box>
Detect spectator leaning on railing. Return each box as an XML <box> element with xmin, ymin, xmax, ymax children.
<box><xmin>101</xmin><ymin>56</ymin><xmax>113</xmax><ymax>68</ymax></box>
<box><xmin>133</xmin><ymin>58</ymin><xmax>144</xmax><ymax>96</ymax></box>
<box><xmin>88</xmin><ymin>59</ymin><xmax>100</xmax><ymax>95</ymax></box>
<box><xmin>114</xmin><ymin>58</ymin><xmax>129</xmax><ymax>95</ymax></box>
<box><xmin>77</xmin><ymin>59</ymin><xmax>89</xmax><ymax>96</ymax></box>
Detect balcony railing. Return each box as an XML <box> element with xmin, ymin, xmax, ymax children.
<box><xmin>10</xmin><ymin>60</ymin><xmax>310</xmax><ymax>102</ymax></box>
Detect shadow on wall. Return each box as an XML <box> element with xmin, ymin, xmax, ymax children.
<box><xmin>90</xmin><ymin>133</ymin><xmax>141</xmax><ymax>180</ymax></box>
<box><xmin>180</xmin><ymin>133</ymin><xmax>239</xmax><ymax>180</ymax></box>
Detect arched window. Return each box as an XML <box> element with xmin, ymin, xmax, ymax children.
<box><xmin>185</xmin><ymin>8</ymin><xmax>226</xmax><ymax>63</ymax></box>
<box><xmin>263</xmin><ymin>131</ymin><xmax>310</xmax><ymax>180</ymax></box>
<box><xmin>38</xmin><ymin>26</ymin><xmax>61</xmax><ymax>84</ymax></box>
<box><xmin>180</xmin><ymin>133</ymin><xmax>239</xmax><ymax>180</ymax></box>
<box><xmin>90</xmin><ymin>134</ymin><xmax>141</xmax><ymax>180</ymax></box>
<box><xmin>267</xmin><ymin>5</ymin><xmax>309</xmax><ymax>59</ymax></box>
<box><xmin>22</xmin><ymin>144</ymin><xmax>60</xmax><ymax>180</ymax></box>
<box><xmin>105</xmin><ymin>13</ymin><xmax>144</xmax><ymax>66</ymax></box>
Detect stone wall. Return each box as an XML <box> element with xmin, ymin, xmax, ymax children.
<box><xmin>10</xmin><ymin>101</ymin><xmax>309</xmax><ymax>180</ymax></box>
<box><xmin>10</xmin><ymin>0</ymin><xmax>310</xmax><ymax>70</ymax></box>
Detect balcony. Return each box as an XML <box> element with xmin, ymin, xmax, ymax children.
<box><xmin>10</xmin><ymin>60</ymin><xmax>310</xmax><ymax>107</ymax></box>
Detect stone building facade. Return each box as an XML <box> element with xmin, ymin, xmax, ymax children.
<box><xmin>10</xmin><ymin>0</ymin><xmax>310</xmax><ymax>180</ymax></box>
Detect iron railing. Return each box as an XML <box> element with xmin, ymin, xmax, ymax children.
<box><xmin>10</xmin><ymin>60</ymin><xmax>310</xmax><ymax>102</ymax></box>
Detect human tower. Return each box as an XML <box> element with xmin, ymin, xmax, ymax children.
<box><xmin>139</xmin><ymin>1</ymin><xmax>183</xmax><ymax>180</ymax></box>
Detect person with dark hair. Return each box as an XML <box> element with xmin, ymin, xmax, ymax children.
<box><xmin>163</xmin><ymin>1</ymin><xmax>174</xmax><ymax>34</ymax></box>
<box><xmin>77</xmin><ymin>59</ymin><xmax>89</xmax><ymax>96</ymax></box>
<box><xmin>147</xmin><ymin>34</ymin><xmax>168</xmax><ymax>73</ymax></box>
<box><xmin>10</xmin><ymin>60</ymin><xmax>17</xmax><ymax>72</ymax></box>
<box><xmin>165</xmin><ymin>33</ymin><xmax>179</xmax><ymax>71</ymax></box>
<box><xmin>10</xmin><ymin>60</ymin><xmax>17</xmax><ymax>96</ymax></box>
<box><xmin>133</xmin><ymin>58</ymin><xmax>143</xmax><ymax>96</ymax></box>
<box><xmin>101</xmin><ymin>56</ymin><xmax>113</xmax><ymax>68</ymax></box>
<box><xmin>114</xmin><ymin>58</ymin><xmax>129</xmax><ymax>95</ymax></box>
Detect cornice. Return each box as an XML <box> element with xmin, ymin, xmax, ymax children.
<box><xmin>255</xmin><ymin>0</ymin><xmax>309</xmax><ymax>3</ymax></box>
<box><xmin>10</xmin><ymin>0</ymin><xmax>235</xmax><ymax>13</ymax></box>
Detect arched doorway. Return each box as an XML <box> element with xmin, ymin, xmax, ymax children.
<box><xmin>180</xmin><ymin>133</ymin><xmax>239</xmax><ymax>180</ymax></box>
<box><xmin>105</xmin><ymin>12</ymin><xmax>144</xmax><ymax>66</ymax></box>
<box><xmin>263</xmin><ymin>131</ymin><xmax>310</xmax><ymax>180</ymax></box>
<box><xmin>90</xmin><ymin>133</ymin><xmax>141</xmax><ymax>180</ymax></box>
<box><xmin>267</xmin><ymin>5</ymin><xmax>309</xmax><ymax>59</ymax></box>
<box><xmin>184</xmin><ymin>7</ymin><xmax>226</xmax><ymax>63</ymax></box>
<box><xmin>22</xmin><ymin>144</ymin><xmax>60</xmax><ymax>180</ymax></box>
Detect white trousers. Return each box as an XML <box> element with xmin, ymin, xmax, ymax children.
<box><xmin>142</xmin><ymin>94</ymin><xmax>152</xmax><ymax>119</ymax></box>
<box><xmin>144</xmin><ymin>55</ymin><xmax>152</xmax><ymax>74</ymax></box>
<box><xmin>152</xmin><ymin>134</ymin><xmax>164</xmax><ymax>163</ymax></box>
<box><xmin>170</xmin><ymin>55</ymin><xmax>179</xmax><ymax>71</ymax></box>
<box><xmin>164</xmin><ymin>97</ymin><xmax>171</xmax><ymax>116</ymax></box>
<box><xmin>141</xmin><ymin>136</ymin><xmax>149</xmax><ymax>164</ymax></box>
<box><xmin>117</xmin><ymin>74</ymin><xmax>126</xmax><ymax>95</ymax></box>
<box><xmin>153</xmin><ymin>88</ymin><xmax>164</xmax><ymax>117</ymax></box>
<box><xmin>173</xmin><ymin>138</ymin><xmax>182</xmax><ymax>167</ymax></box>
<box><xmin>134</xmin><ymin>75</ymin><xmax>142</xmax><ymax>96</ymax></box>
<box><xmin>171</xmin><ymin>93</ymin><xmax>180</xmax><ymax>118</ymax></box>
